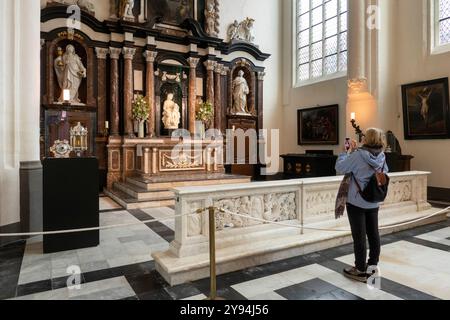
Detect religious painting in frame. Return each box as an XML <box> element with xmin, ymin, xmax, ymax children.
<box><xmin>297</xmin><ymin>105</ymin><xmax>339</xmax><ymax>145</ymax></box>
<box><xmin>401</xmin><ymin>78</ymin><xmax>450</xmax><ymax>140</ymax></box>
<box><xmin>147</xmin><ymin>0</ymin><xmax>196</xmax><ymax>26</ymax></box>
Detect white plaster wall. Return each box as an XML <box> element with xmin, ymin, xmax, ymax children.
<box><xmin>221</xmin><ymin>0</ymin><xmax>283</xmax><ymax>172</ymax></box>
<box><xmin>394</xmin><ymin>0</ymin><xmax>450</xmax><ymax>188</ymax></box>
<box><xmin>281</xmin><ymin>0</ymin><xmax>348</xmax><ymax>156</ymax></box>
<box><xmin>0</xmin><ymin>0</ymin><xmax>41</xmax><ymax>226</ymax></box>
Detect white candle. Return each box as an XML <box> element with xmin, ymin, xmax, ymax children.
<box><xmin>351</xmin><ymin>112</ymin><xmax>356</xmax><ymax>121</ymax></box>
<box><xmin>105</xmin><ymin>121</ymin><xmax>109</xmax><ymax>129</ymax></box>
<box><xmin>63</xmin><ymin>89</ymin><xmax>70</xmax><ymax>102</ymax></box>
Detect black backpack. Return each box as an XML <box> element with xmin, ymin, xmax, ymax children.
<box><xmin>353</xmin><ymin>161</ymin><xmax>390</xmax><ymax>203</ymax></box>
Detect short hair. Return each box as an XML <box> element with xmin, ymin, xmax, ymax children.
<box><xmin>364</xmin><ymin>128</ymin><xmax>386</xmax><ymax>149</ymax></box>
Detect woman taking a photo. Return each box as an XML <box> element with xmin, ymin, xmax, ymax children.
<box><xmin>335</xmin><ymin>128</ymin><xmax>389</xmax><ymax>283</ymax></box>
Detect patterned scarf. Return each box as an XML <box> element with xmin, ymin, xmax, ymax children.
<box><xmin>335</xmin><ymin>173</ymin><xmax>352</xmax><ymax>219</ymax></box>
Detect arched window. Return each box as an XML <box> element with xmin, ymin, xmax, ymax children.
<box><xmin>432</xmin><ymin>0</ymin><xmax>450</xmax><ymax>54</ymax></box>
<box><xmin>294</xmin><ymin>0</ymin><xmax>348</xmax><ymax>87</ymax></box>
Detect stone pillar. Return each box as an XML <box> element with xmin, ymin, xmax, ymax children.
<box><xmin>257</xmin><ymin>72</ymin><xmax>266</xmax><ymax>127</ymax></box>
<box><xmin>347</xmin><ymin>0</ymin><xmax>367</xmax><ymax>91</ymax></box>
<box><xmin>143</xmin><ymin>50</ymin><xmax>158</xmax><ymax>137</ymax></box>
<box><xmin>214</xmin><ymin>64</ymin><xmax>223</xmax><ymax>131</ymax></box>
<box><xmin>204</xmin><ymin>60</ymin><xmax>217</xmax><ymax>105</ymax></box>
<box><xmin>0</xmin><ymin>0</ymin><xmax>40</xmax><ymax>227</ymax></box>
<box><xmin>109</xmin><ymin>47</ymin><xmax>121</xmax><ymax>136</ymax></box>
<box><xmin>227</xmin><ymin>67</ymin><xmax>233</xmax><ymax>115</ymax></box>
<box><xmin>95</xmin><ymin>48</ymin><xmax>109</xmax><ymax>135</ymax></box>
<box><xmin>123</xmin><ymin>47</ymin><xmax>136</xmax><ymax>137</ymax></box>
<box><xmin>187</xmin><ymin>57</ymin><xmax>200</xmax><ymax>133</ymax></box>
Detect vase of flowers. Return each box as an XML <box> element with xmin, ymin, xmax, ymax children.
<box><xmin>131</xmin><ymin>95</ymin><xmax>149</xmax><ymax>138</ymax></box>
<box><xmin>196</xmin><ymin>101</ymin><xmax>214</xmax><ymax>138</ymax></box>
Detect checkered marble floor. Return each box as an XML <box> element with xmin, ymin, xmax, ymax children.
<box><xmin>1</xmin><ymin>197</ymin><xmax>450</xmax><ymax>300</ymax></box>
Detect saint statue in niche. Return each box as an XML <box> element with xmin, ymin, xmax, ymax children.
<box><xmin>54</xmin><ymin>44</ymin><xmax>87</xmax><ymax>104</ymax></box>
<box><xmin>162</xmin><ymin>93</ymin><xmax>181</xmax><ymax>129</ymax></box>
<box><xmin>232</xmin><ymin>70</ymin><xmax>250</xmax><ymax>115</ymax></box>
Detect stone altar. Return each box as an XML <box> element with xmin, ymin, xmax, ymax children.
<box><xmin>153</xmin><ymin>171</ymin><xmax>449</xmax><ymax>286</ymax></box>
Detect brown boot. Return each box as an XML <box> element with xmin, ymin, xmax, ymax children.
<box><xmin>343</xmin><ymin>267</ymin><xmax>368</xmax><ymax>283</ymax></box>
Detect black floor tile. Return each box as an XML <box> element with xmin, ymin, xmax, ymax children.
<box><xmin>16</xmin><ymin>279</ymin><xmax>52</xmax><ymax>297</ymax></box>
<box><xmin>0</xmin><ymin>240</ymin><xmax>26</xmax><ymax>299</ymax></box>
<box><xmin>51</xmin><ymin>274</ymin><xmax>87</xmax><ymax>290</ymax></box>
<box><xmin>320</xmin><ymin>259</ymin><xmax>439</xmax><ymax>300</ymax></box>
<box><xmin>138</xmin><ymin>289</ymin><xmax>173</xmax><ymax>300</ymax></box>
<box><xmin>406</xmin><ymin>237</ymin><xmax>450</xmax><ymax>252</ymax></box>
<box><xmin>125</xmin><ymin>270</ymin><xmax>168</xmax><ymax>297</ymax></box>
<box><xmin>128</xmin><ymin>209</ymin><xmax>175</xmax><ymax>243</ymax></box>
<box><xmin>275</xmin><ymin>278</ymin><xmax>362</xmax><ymax>300</ymax></box>
<box><xmin>164</xmin><ymin>283</ymin><xmax>203</xmax><ymax>300</ymax></box>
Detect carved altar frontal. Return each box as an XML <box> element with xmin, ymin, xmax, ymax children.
<box><xmin>40</xmin><ymin>1</ymin><xmax>270</xmax><ymax>204</ymax></box>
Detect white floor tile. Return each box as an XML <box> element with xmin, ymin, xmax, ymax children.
<box><xmin>336</xmin><ymin>241</ymin><xmax>450</xmax><ymax>299</ymax></box>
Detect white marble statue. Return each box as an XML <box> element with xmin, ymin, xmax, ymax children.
<box><xmin>241</xmin><ymin>17</ymin><xmax>255</xmax><ymax>43</ymax></box>
<box><xmin>205</xmin><ymin>1</ymin><xmax>219</xmax><ymax>37</ymax></box>
<box><xmin>227</xmin><ymin>20</ymin><xmax>240</xmax><ymax>40</ymax></box>
<box><xmin>110</xmin><ymin>0</ymin><xmax>120</xmax><ymax>19</ymax></box>
<box><xmin>227</xmin><ymin>17</ymin><xmax>256</xmax><ymax>44</ymax></box>
<box><xmin>54</xmin><ymin>44</ymin><xmax>87</xmax><ymax>103</ymax></box>
<box><xmin>77</xmin><ymin>0</ymin><xmax>95</xmax><ymax>15</ymax></box>
<box><xmin>120</xmin><ymin>0</ymin><xmax>135</xmax><ymax>20</ymax></box>
<box><xmin>162</xmin><ymin>93</ymin><xmax>181</xmax><ymax>130</ymax></box>
<box><xmin>232</xmin><ymin>70</ymin><xmax>250</xmax><ymax>115</ymax></box>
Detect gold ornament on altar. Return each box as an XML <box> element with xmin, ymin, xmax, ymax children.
<box><xmin>70</xmin><ymin>122</ymin><xmax>88</xmax><ymax>157</ymax></box>
<box><xmin>50</xmin><ymin>140</ymin><xmax>73</xmax><ymax>158</ymax></box>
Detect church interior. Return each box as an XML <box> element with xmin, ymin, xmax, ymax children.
<box><xmin>1</xmin><ymin>0</ymin><xmax>450</xmax><ymax>303</ymax></box>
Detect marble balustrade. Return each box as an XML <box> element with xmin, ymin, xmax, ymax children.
<box><xmin>153</xmin><ymin>171</ymin><xmax>443</xmax><ymax>285</ymax></box>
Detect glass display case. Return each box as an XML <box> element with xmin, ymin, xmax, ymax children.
<box><xmin>44</xmin><ymin>109</ymin><xmax>96</xmax><ymax>158</ymax></box>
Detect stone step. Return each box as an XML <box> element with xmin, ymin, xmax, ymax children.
<box><xmin>126</xmin><ymin>174</ymin><xmax>251</xmax><ymax>191</ymax></box>
<box><xmin>114</xmin><ymin>182</ymin><xmax>174</xmax><ymax>201</ymax></box>
<box><xmin>104</xmin><ymin>188</ymin><xmax>175</xmax><ymax>210</ymax></box>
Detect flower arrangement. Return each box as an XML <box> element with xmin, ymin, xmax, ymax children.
<box><xmin>196</xmin><ymin>101</ymin><xmax>214</xmax><ymax>128</ymax></box>
<box><xmin>131</xmin><ymin>95</ymin><xmax>149</xmax><ymax>122</ymax></box>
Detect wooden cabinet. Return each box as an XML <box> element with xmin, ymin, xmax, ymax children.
<box><xmin>281</xmin><ymin>153</ymin><xmax>338</xmax><ymax>178</ymax></box>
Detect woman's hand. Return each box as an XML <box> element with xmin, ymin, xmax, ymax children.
<box><xmin>349</xmin><ymin>140</ymin><xmax>358</xmax><ymax>153</ymax></box>
<box><xmin>344</xmin><ymin>140</ymin><xmax>358</xmax><ymax>153</ymax></box>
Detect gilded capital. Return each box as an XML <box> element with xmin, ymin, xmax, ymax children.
<box><xmin>109</xmin><ymin>47</ymin><xmax>122</xmax><ymax>60</ymax></box>
<box><xmin>143</xmin><ymin>50</ymin><xmax>158</xmax><ymax>63</ymax></box>
<box><xmin>122</xmin><ymin>47</ymin><xmax>136</xmax><ymax>60</ymax></box>
<box><xmin>257</xmin><ymin>72</ymin><xmax>266</xmax><ymax>81</ymax></box>
<box><xmin>221</xmin><ymin>66</ymin><xmax>230</xmax><ymax>76</ymax></box>
<box><xmin>187</xmin><ymin>57</ymin><xmax>200</xmax><ymax>68</ymax></box>
<box><xmin>95</xmin><ymin>47</ymin><xmax>109</xmax><ymax>60</ymax></box>
<box><xmin>204</xmin><ymin>60</ymin><xmax>217</xmax><ymax>71</ymax></box>
<box><xmin>214</xmin><ymin>64</ymin><xmax>224</xmax><ymax>74</ymax></box>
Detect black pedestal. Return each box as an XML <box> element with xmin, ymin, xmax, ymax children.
<box><xmin>43</xmin><ymin>158</ymin><xmax>99</xmax><ymax>253</ymax></box>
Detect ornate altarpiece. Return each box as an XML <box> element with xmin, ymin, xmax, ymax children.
<box><xmin>40</xmin><ymin>1</ymin><xmax>270</xmax><ymax>195</ymax></box>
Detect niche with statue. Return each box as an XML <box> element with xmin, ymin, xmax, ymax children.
<box><xmin>155</xmin><ymin>63</ymin><xmax>188</xmax><ymax>136</ymax></box>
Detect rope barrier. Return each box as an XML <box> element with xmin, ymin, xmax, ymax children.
<box><xmin>218</xmin><ymin>206</ymin><xmax>450</xmax><ymax>233</ymax></box>
<box><xmin>0</xmin><ymin>205</ymin><xmax>448</xmax><ymax>238</ymax></box>
<box><xmin>0</xmin><ymin>209</ymin><xmax>204</xmax><ymax>238</ymax></box>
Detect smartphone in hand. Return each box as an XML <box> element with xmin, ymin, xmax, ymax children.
<box><xmin>345</xmin><ymin>138</ymin><xmax>351</xmax><ymax>152</ymax></box>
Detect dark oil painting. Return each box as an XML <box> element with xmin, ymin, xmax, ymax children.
<box><xmin>298</xmin><ymin>105</ymin><xmax>339</xmax><ymax>145</ymax></box>
<box><xmin>401</xmin><ymin>78</ymin><xmax>450</xmax><ymax>140</ymax></box>
<box><xmin>148</xmin><ymin>0</ymin><xmax>195</xmax><ymax>26</ymax></box>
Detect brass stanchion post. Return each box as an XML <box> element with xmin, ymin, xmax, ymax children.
<box><xmin>206</xmin><ymin>206</ymin><xmax>224</xmax><ymax>300</ymax></box>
